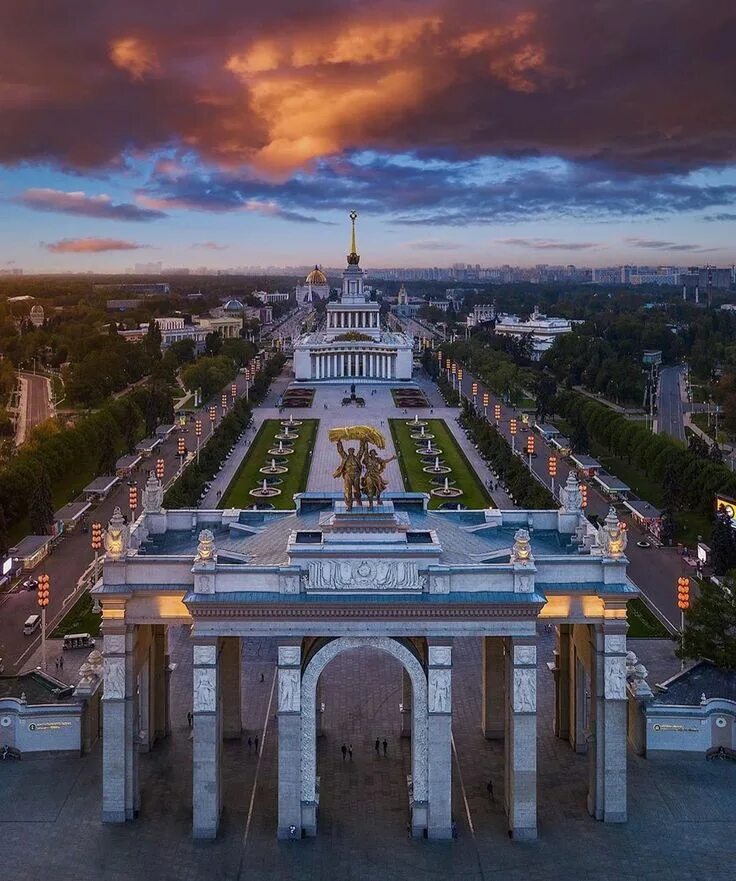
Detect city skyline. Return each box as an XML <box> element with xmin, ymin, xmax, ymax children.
<box><xmin>1</xmin><ymin>1</ymin><xmax>736</xmax><ymax>270</ymax></box>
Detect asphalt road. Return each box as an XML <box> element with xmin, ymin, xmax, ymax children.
<box><xmin>657</xmin><ymin>366</ymin><xmax>686</xmax><ymax>442</ymax></box>
<box><xmin>452</xmin><ymin>367</ymin><xmax>689</xmax><ymax>630</ymax></box>
<box><xmin>0</xmin><ymin>371</ymin><xmax>255</xmax><ymax>675</ymax></box>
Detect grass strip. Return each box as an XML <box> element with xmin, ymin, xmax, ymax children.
<box><xmin>219</xmin><ymin>419</ymin><xmax>318</xmax><ymax>509</ymax></box>
<box><xmin>390</xmin><ymin>418</ymin><xmax>493</xmax><ymax>510</ymax></box>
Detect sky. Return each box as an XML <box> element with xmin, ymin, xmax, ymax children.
<box><xmin>1</xmin><ymin>0</ymin><xmax>735</xmax><ymax>273</ymax></box>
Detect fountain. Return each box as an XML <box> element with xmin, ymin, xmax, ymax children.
<box><xmin>275</xmin><ymin>424</ymin><xmax>300</xmax><ymax>441</ymax></box>
<box><xmin>416</xmin><ymin>438</ymin><xmax>442</xmax><ymax>456</ymax></box>
<box><xmin>280</xmin><ymin>413</ymin><xmax>303</xmax><ymax>428</ymax></box>
<box><xmin>411</xmin><ymin>423</ymin><xmax>434</xmax><ymax>440</ymax></box>
<box><xmin>268</xmin><ymin>439</ymin><xmax>295</xmax><ymax>456</ymax></box>
<box><xmin>406</xmin><ymin>413</ymin><xmax>427</xmax><ymax>428</ymax></box>
<box><xmin>423</xmin><ymin>455</ymin><xmax>451</xmax><ymax>475</ymax></box>
<box><xmin>260</xmin><ymin>457</ymin><xmax>289</xmax><ymax>475</ymax></box>
<box><xmin>250</xmin><ymin>478</ymin><xmax>282</xmax><ymax>499</ymax></box>
<box><xmin>431</xmin><ymin>477</ymin><xmax>462</xmax><ymax>498</ymax></box>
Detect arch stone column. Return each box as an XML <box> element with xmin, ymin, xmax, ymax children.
<box><xmin>427</xmin><ymin>644</ymin><xmax>453</xmax><ymax>839</ymax></box>
<box><xmin>300</xmin><ymin>636</ymin><xmax>429</xmax><ymax>838</ymax></box>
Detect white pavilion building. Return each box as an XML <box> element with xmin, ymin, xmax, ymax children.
<box><xmin>293</xmin><ymin>213</ymin><xmax>413</xmax><ymax>382</ymax></box>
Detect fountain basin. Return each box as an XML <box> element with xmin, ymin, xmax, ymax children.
<box><xmin>274</xmin><ymin>431</ymin><xmax>299</xmax><ymax>441</ymax></box>
<box><xmin>267</xmin><ymin>446</ymin><xmax>294</xmax><ymax>456</ymax></box>
<box><xmin>249</xmin><ymin>487</ymin><xmax>282</xmax><ymax>498</ymax></box>
<box><xmin>410</xmin><ymin>431</ymin><xmax>434</xmax><ymax>440</ymax></box>
<box><xmin>260</xmin><ymin>465</ymin><xmax>289</xmax><ymax>474</ymax></box>
<box><xmin>423</xmin><ymin>465</ymin><xmax>452</xmax><ymax>474</ymax></box>
<box><xmin>416</xmin><ymin>445</ymin><xmax>442</xmax><ymax>456</ymax></box>
<box><xmin>431</xmin><ymin>486</ymin><xmax>463</xmax><ymax>498</ymax></box>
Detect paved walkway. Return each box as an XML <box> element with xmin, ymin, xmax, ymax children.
<box><xmin>1</xmin><ymin>631</ymin><xmax>731</xmax><ymax>881</ymax></box>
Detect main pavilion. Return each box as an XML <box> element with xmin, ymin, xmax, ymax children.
<box><xmin>95</xmin><ymin>465</ymin><xmax>635</xmax><ymax>842</ymax></box>
<box><xmin>293</xmin><ymin>213</ymin><xmax>414</xmax><ymax>382</ymax></box>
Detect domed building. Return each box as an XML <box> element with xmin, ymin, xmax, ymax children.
<box><xmin>293</xmin><ymin>212</ymin><xmax>413</xmax><ymax>382</ymax></box>
<box><xmin>29</xmin><ymin>304</ymin><xmax>45</xmax><ymax>327</ymax></box>
<box><xmin>296</xmin><ymin>266</ymin><xmax>330</xmax><ymax>304</ymax></box>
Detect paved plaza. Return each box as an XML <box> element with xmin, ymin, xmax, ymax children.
<box><xmin>2</xmin><ymin>630</ymin><xmax>735</xmax><ymax>881</ymax></box>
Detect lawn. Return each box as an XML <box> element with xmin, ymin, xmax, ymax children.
<box><xmin>626</xmin><ymin>597</ymin><xmax>672</xmax><ymax>639</ymax></box>
<box><xmin>389</xmin><ymin>418</ymin><xmax>493</xmax><ymax>510</ymax></box>
<box><xmin>219</xmin><ymin>418</ymin><xmax>318</xmax><ymax>509</ymax></box>
<box><xmin>50</xmin><ymin>591</ymin><xmax>101</xmax><ymax>638</ymax></box>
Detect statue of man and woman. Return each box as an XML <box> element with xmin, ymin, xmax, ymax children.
<box><xmin>333</xmin><ymin>438</ymin><xmax>396</xmax><ymax>509</ymax></box>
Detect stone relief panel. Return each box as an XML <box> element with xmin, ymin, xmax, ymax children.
<box><xmin>306</xmin><ymin>559</ymin><xmax>423</xmax><ymax>591</ymax></box>
<box><xmin>194</xmin><ymin>573</ymin><xmax>214</xmax><ymax>595</ymax></box>
<box><xmin>604</xmin><ymin>656</ymin><xmax>627</xmax><ymax>700</ymax></box>
<box><xmin>278</xmin><ymin>669</ymin><xmax>301</xmax><ymax>712</ymax></box>
<box><xmin>515</xmin><ymin>573</ymin><xmax>534</xmax><ymax>593</ymax></box>
<box><xmin>104</xmin><ymin>634</ymin><xmax>126</xmax><ymax>656</ymax></box>
<box><xmin>301</xmin><ymin>636</ymin><xmax>428</xmax><ymax>804</ymax></box>
<box><xmin>103</xmin><ymin>656</ymin><xmax>125</xmax><ymax>699</ymax></box>
<box><xmin>428</xmin><ymin>646</ymin><xmax>451</xmax><ymax>667</ymax></box>
<box><xmin>193</xmin><ymin>668</ymin><xmax>217</xmax><ymax>712</ymax></box>
<box><xmin>278</xmin><ymin>646</ymin><xmax>301</xmax><ymax>667</ymax></box>
<box><xmin>428</xmin><ymin>669</ymin><xmax>451</xmax><ymax>713</ymax></box>
<box><xmin>193</xmin><ymin>644</ymin><xmax>217</xmax><ymax>666</ymax></box>
<box><xmin>513</xmin><ymin>668</ymin><xmax>537</xmax><ymax>713</ymax></box>
<box><xmin>513</xmin><ymin>645</ymin><xmax>536</xmax><ymax>666</ymax></box>
<box><xmin>604</xmin><ymin>635</ymin><xmax>627</xmax><ymax>654</ymax></box>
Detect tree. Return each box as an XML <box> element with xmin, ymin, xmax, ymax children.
<box><xmin>168</xmin><ymin>338</ymin><xmax>196</xmax><ymax>365</ymax></box>
<box><xmin>29</xmin><ymin>467</ymin><xmax>54</xmax><ymax>535</ymax></box>
<box><xmin>660</xmin><ymin>508</ymin><xmax>676</xmax><ymax>546</ymax></box>
<box><xmin>570</xmin><ymin>420</ymin><xmax>589</xmax><ymax>454</ymax></box>
<box><xmin>97</xmin><ymin>423</ymin><xmax>118</xmax><ymax>475</ymax></box>
<box><xmin>710</xmin><ymin>516</ymin><xmax>736</xmax><ymax>575</ymax></box>
<box><xmin>678</xmin><ymin>575</ymin><xmax>736</xmax><ymax>668</ymax></box>
<box><xmin>144</xmin><ymin>320</ymin><xmax>162</xmax><ymax>359</ymax></box>
<box><xmin>0</xmin><ymin>504</ymin><xmax>8</xmax><ymax>557</ymax></box>
<box><xmin>205</xmin><ymin>331</ymin><xmax>223</xmax><ymax>356</ymax></box>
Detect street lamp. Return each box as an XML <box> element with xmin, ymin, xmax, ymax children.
<box><xmin>494</xmin><ymin>403</ymin><xmax>501</xmax><ymax>424</ymax></box>
<box><xmin>195</xmin><ymin>419</ymin><xmax>202</xmax><ymax>463</ymax></box>
<box><xmin>37</xmin><ymin>574</ymin><xmax>50</xmax><ymax>672</ymax></box>
<box><xmin>244</xmin><ymin>368</ymin><xmax>250</xmax><ymax>400</ymax></box>
<box><xmin>483</xmin><ymin>392</ymin><xmax>489</xmax><ymax>419</ymax></box>
<box><xmin>178</xmin><ymin>436</ymin><xmax>186</xmax><ymax>473</ymax></box>
<box><xmin>156</xmin><ymin>457</ymin><xmax>165</xmax><ymax>482</ymax></box>
<box><xmin>472</xmin><ymin>382</ymin><xmax>478</xmax><ymax>410</ymax></box>
<box><xmin>209</xmin><ymin>405</ymin><xmax>217</xmax><ymax>430</ymax></box>
<box><xmin>457</xmin><ymin>368</ymin><xmax>464</xmax><ymax>399</ymax></box>
<box><xmin>231</xmin><ymin>382</ymin><xmax>237</xmax><ymax>402</ymax></box>
<box><xmin>526</xmin><ymin>433</ymin><xmax>535</xmax><ymax>470</ymax></box>
<box><xmin>548</xmin><ymin>455</ymin><xmax>557</xmax><ymax>496</ymax></box>
<box><xmin>580</xmin><ymin>483</ymin><xmax>588</xmax><ymax>509</ymax></box>
<box><xmin>91</xmin><ymin>522</ymin><xmax>103</xmax><ymax>585</ymax></box>
<box><xmin>128</xmin><ymin>483</ymin><xmax>138</xmax><ymax>522</ymax></box>
<box><xmin>510</xmin><ymin>418</ymin><xmax>517</xmax><ymax>453</ymax></box>
<box><xmin>677</xmin><ymin>576</ymin><xmax>690</xmax><ymax>670</ymax></box>
<box><xmin>221</xmin><ymin>393</ymin><xmax>227</xmax><ymax>416</ymax></box>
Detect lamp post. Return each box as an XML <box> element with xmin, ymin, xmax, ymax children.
<box><xmin>231</xmin><ymin>382</ymin><xmax>237</xmax><ymax>402</ymax></box>
<box><xmin>37</xmin><ymin>574</ymin><xmax>50</xmax><ymax>672</ymax></box>
<box><xmin>178</xmin><ymin>436</ymin><xmax>186</xmax><ymax>474</ymax></box>
<box><xmin>209</xmin><ymin>405</ymin><xmax>217</xmax><ymax>433</ymax></box>
<box><xmin>510</xmin><ymin>418</ymin><xmax>517</xmax><ymax>453</ymax></box>
<box><xmin>526</xmin><ymin>433</ymin><xmax>535</xmax><ymax>470</ymax></box>
<box><xmin>677</xmin><ymin>576</ymin><xmax>690</xmax><ymax>670</ymax></box>
<box><xmin>494</xmin><ymin>403</ymin><xmax>501</xmax><ymax>425</ymax></box>
<box><xmin>195</xmin><ymin>419</ymin><xmax>202</xmax><ymax>463</ymax></box>
<box><xmin>128</xmin><ymin>482</ymin><xmax>138</xmax><ymax>522</ymax></box>
<box><xmin>156</xmin><ymin>457</ymin><xmax>165</xmax><ymax>483</ymax></box>
<box><xmin>483</xmin><ymin>392</ymin><xmax>489</xmax><ymax>420</ymax></box>
<box><xmin>580</xmin><ymin>483</ymin><xmax>588</xmax><ymax>509</ymax></box>
<box><xmin>472</xmin><ymin>382</ymin><xmax>478</xmax><ymax>411</ymax></box>
<box><xmin>548</xmin><ymin>455</ymin><xmax>557</xmax><ymax>496</ymax></box>
<box><xmin>457</xmin><ymin>368</ymin><xmax>464</xmax><ymax>400</ymax></box>
<box><xmin>221</xmin><ymin>392</ymin><xmax>227</xmax><ymax>416</ymax></box>
<box><xmin>91</xmin><ymin>522</ymin><xmax>102</xmax><ymax>586</ymax></box>
<box><xmin>244</xmin><ymin>368</ymin><xmax>250</xmax><ymax>400</ymax></box>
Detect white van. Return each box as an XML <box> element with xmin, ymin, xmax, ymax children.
<box><xmin>23</xmin><ymin>614</ymin><xmax>41</xmax><ymax>636</ymax></box>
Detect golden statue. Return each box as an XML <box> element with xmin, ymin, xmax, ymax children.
<box><xmin>329</xmin><ymin>426</ymin><xmax>393</xmax><ymax>508</ymax></box>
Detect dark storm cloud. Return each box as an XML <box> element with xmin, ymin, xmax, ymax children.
<box><xmin>137</xmin><ymin>155</ymin><xmax>736</xmax><ymax>226</ymax></box>
<box><xmin>0</xmin><ymin>1</ymin><xmax>735</xmax><ymax>176</ymax></box>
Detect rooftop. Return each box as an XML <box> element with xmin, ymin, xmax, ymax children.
<box><xmin>653</xmin><ymin>661</ymin><xmax>736</xmax><ymax>706</ymax></box>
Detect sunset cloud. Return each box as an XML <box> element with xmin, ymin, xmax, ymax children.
<box><xmin>191</xmin><ymin>241</ymin><xmax>228</xmax><ymax>250</ymax></box>
<box><xmin>43</xmin><ymin>237</ymin><xmax>146</xmax><ymax>253</ymax></box>
<box><xmin>17</xmin><ymin>188</ymin><xmax>165</xmax><ymax>221</ymax></box>
<box><xmin>497</xmin><ymin>238</ymin><xmax>600</xmax><ymax>251</ymax></box>
<box><xmin>109</xmin><ymin>37</ymin><xmax>159</xmax><ymax>81</ymax></box>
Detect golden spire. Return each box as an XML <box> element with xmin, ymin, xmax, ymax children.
<box><xmin>347</xmin><ymin>209</ymin><xmax>360</xmax><ymax>265</ymax></box>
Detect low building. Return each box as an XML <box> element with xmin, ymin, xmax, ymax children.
<box><xmin>494</xmin><ymin>306</ymin><xmax>573</xmax><ymax>360</ymax></box>
<box><xmin>83</xmin><ymin>476</ymin><xmax>120</xmax><ymax>502</ymax></box>
<box><xmin>570</xmin><ymin>454</ymin><xmax>602</xmax><ymax>477</ymax></box>
<box><xmin>55</xmin><ymin>501</ymin><xmax>92</xmax><ymax>532</ymax></box>
<box><xmin>115</xmin><ymin>454</ymin><xmax>142</xmax><ymax>477</ymax></box>
<box><xmin>295</xmin><ymin>267</ymin><xmax>330</xmax><ymax>304</ymax></box>
<box><xmin>624</xmin><ymin>500</ymin><xmax>662</xmax><ymax>539</ymax></box>
<box><xmin>135</xmin><ymin>437</ymin><xmax>161</xmax><ymax>457</ymax></box>
<box><xmin>9</xmin><ymin>535</ymin><xmax>54</xmax><ymax>571</ymax></box>
<box><xmin>593</xmin><ymin>471</ymin><xmax>630</xmax><ymax>499</ymax></box>
<box><xmin>255</xmin><ymin>290</ymin><xmax>291</xmax><ymax>305</ymax></box>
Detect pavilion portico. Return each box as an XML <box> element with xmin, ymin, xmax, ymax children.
<box><xmin>95</xmin><ymin>479</ymin><xmax>634</xmax><ymax>841</ymax></box>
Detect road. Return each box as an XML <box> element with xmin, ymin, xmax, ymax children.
<box><xmin>0</xmin><ymin>369</ymin><xmax>257</xmax><ymax>675</ymax></box>
<box><xmin>451</xmin><ymin>365</ymin><xmax>688</xmax><ymax>630</ymax></box>
<box><xmin>658</xmin><ymin>366</ymin><xmax>686</xmax><ymax>442</ymax></box>
<box><xmin>15</xmin><ymin>372</ymin><xmax>52</xmax><ymax>445</ymax></box>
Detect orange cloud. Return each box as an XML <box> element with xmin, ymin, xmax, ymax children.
<box><xmin>109</xmin><ymin>37</ymin><xmax>159</xmax><ymax>80</ymax></box>
<box><xmin>44</xmin><ymin>237</ymin><xmax>146</xmax><ymax>253</ymax></box>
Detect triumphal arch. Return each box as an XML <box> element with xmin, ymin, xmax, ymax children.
<box><xmin>95</xmin><ymin>427</ymin><xmax>635</xmax><ymax>841</ymax></box>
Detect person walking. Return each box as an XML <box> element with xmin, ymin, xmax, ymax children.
<box><xmin>55</xmin><ymin>659</ymin><xmax>59</xmax><ymax>673</ymax></box>
<box><xmin>348</xmin><ymin>744</ymin><xmax>353</xmax><ymax>761</ymax></box>
<box><xmin>248</xmin><ymin>736</ymin><xmax>252</xmax><ymax>752</ymax></box>
<box><xmin>59</xmin><ymin>655</ymin><xmax>63</xmax><ymax>671</ymax></box>
<box><xmin>486</xmin><ymin>779</ymin><xmax>494</xmax><ymax>801</ymax></box>
<box><xmin>382</xmin><ymin>738</ymin><xmax>388</xmax><ymax>756</ymax></box>
<box><xmin>375</xmin><ymin>738</ymin><xmax>380</xmax><ymax>755</ymax></box>
<box><xmin>341</xmin><ymin>743</ymin><xmax>347</xmax><ymax>761</ymax></box>
<box><xmin>255</xmin><ymin>734</ymin><xmax>259</xmax><ymax>754</ymax></box>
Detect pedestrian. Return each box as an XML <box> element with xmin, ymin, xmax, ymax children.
<box><xmin>452</xmin><ymin>820</ymin><xmax>458</xmax><ymax>839</ymax></box>
<box><xmin>55</xmin><ymin>658</ymin><xmax>59</xmax><ymax>672</ymax></box>
<box><xmin>248</xmin><ymin>736</ymin><xmax>252</xmax><ymax>752</ymax></box>
<box><xmin>342</xmin><ymin>743</ymin><xmax>347</xmax><ymax>761</ymax></box>
<box><xmin>375</xmin><ymin>738</ymin><xmax>380</xmax><ymax>755</ymax></box>
<box><xmin>348</xmin><ymin>744</ymin><xmax>353</xmax><ymax>761</ymax></box>
<box><xmin>187</xmin><ymin>711</ymin><xmax>193</xmax><ymax>728</ymax></box>
<box><xmin>382</xmin><ymin>738</ymin><xmax>388</xmax><ymax>756</ymax></box>
<box><xmin>260</xmin><ymin>672</ymin><xmax>265</xmax><ymax>683</ymax></box>
<box><xmin>255</xmin><ymin>734</ymin><xmax>259</xmax><ymax>754</ymax></box>
<box><xmin>486</xmin><ymin>779</ymin><xmax>494</xmax><ymax>801</ymax></box>
<box><xmin>59</xmin><ymin>655</ymin><xmax>63</xmax><ymax>671</ymax></box>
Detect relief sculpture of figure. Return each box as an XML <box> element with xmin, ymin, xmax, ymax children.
<box><xmin>333</xmin><ymin>438</ymin><xmax>366</xmax><ymax>510</ymax></box>
<box><xmin>362</xmin><ymin>447</ymin><xmax>396</xmax><ymax>506</ymax></box>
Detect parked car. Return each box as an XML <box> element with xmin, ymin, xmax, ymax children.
<box><xmin>22</xmin><ymin>578</ymin><xmax>38</xmax><ymax>591</ymax></box>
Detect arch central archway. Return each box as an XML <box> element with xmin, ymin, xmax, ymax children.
<box><xmin>300</xmin><ymin>636</ymin><xmax>428</xmax><ymax>836</ymax></box>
